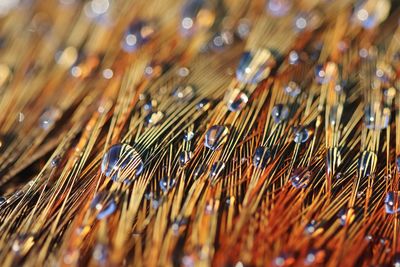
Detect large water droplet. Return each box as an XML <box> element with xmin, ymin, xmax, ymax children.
<box><xmin>159</xmin><ymin>176</ymin><xmax>176</xmax><ymax>192</ymax></box>
<box><xmin>173</xmin><ymin>84</ymin><xmax>195</xmax><ymax>101</ymax></box>
<box><xmin>271</xmin><ymin>104</ymin><xmax>289</xmax><ymax>123</ymax></box>
<box><xmin>122</xmin><ymin>20</ymin><xmax>156</xmax><ymax>53</ymax></box>
<box><xmin>179</xmin><ymin>151</ymin><xmax>193</xmax><ymax>166</ymax></box>
<box><xmin>290</xmin><ymin>167</ymin><xmax>312</xmax><ymax>189</ymax></box>
<box><xmin>236</xmin><ymin>50</ymin><xmax>276</xmax><ymax>84</ymax></box>
<box><xmin>224</xmin><ymin>88</ymin><xmax>249</xmax><ymax>112</ymax></box>
<box><xmin>385</xmin><ymin>191</ymin><xmax>400</xmax><ymax>214</ymax></box>
<box><xmin>90</xmin><ymin>191</ymin><xmax>117</xmax><ymax>220</ymax></box>
<box><xmin>293</xmin><ymin>126</ymin><xmax>311</xmax><ymax>143</ymax></box>
<box><xmin>253</xmin><ymin>146</ymin><xmax>271</xmax><ymax>169</ymax></box>
<box><xmin>144</xmin><ymin>111</ymin><xmax>165</xmax><ymax>127</ymax></box>
<box><xmin>204</xmin><ymin>125</ymin><xmax>229</xmax><ymax>150</ymax></box>
<box><xmin>101</xmin><ymin>144</ymin><xmax>143</xmax><ymax>183</ymax></box>
<box><xmin>39</xmin><ymin>107</ymin><xmax>62</xmax><ymax>130</ymax></box>
<box><xmin>284</xmin><ymin>81</ymin><xmax>301</xmax><ymax>97</ymax></box>
<box><xmin>358</xmin><ymin>150</ymin><xmax>377</xmax><ymax>177</ymax></box>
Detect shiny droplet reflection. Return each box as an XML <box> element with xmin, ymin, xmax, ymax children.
<box><xmin>204</xmin><ymin>125</ymin><xmax>229</xmax><ymax>151</ymax></box>
<box><xmin>90</xmin><ymin>191</ymin><xmax>117</xmax><ymax>220</ymax></box>
<box><xmin>224</xmin><ymin>88</ymin><xmax>249</xmax><ymax>112</ymax></box>
<box><xmin>173</xmin><ymin>84</ymin><xmax>195</xmax><ymax>101</ymax></box>
<box><xmin>271</xmin><ymin>104</ymin><xmax>289</xmax><ymax>123</ymax></box>
<box><xmin>159</xmin><ymin>176</ymin><xmax>176</xmax><ymax>192</ymax></box>
<box><xmin>290</xmin><ymin>167</ymin><xmax>312</xmax><ymax>189</ymax></box>
<box><xmin>144</xmin><ymin>111</ymin><xmax>165</xmax><ymax>127</ymax></box>
<box><xmin>179</xmin><ymin>151</ymin><xmax>193</xmax><ymax>166</ymax></box>
<box><xmin>253</xmin><ymin>146</ymin><xmax>271</xmax><ymax>169</ymax></box>
<box><xmin>122</xmin><ymin>20</ymin><xmax>155</xmax><ymax>53</ymax></box>
<box><xmin>385</xmin><ymin>191</ymin><xmax>400</xmax><ymax>214</ymax></box>
<box><xmin>39</xmin><ymin>107</ymin><xmax>62</xmax><ymax>130</ymax></box>
<box><xmin>101</xmin><ymin>144</ymin><xmax>143</xmax><ymax>183</ymax></box>
<box><xmin>293</xmin><ymin>126</ymin><xmax>311</xmax><ymax>144</ymax></box>
<box><xmin>236</xmin><ymin>50</ymin><xmax>276</xmax><ymax>84</ymax></box>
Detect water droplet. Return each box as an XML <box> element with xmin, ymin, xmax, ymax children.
<box><xmin>304</xmin><ymin>220</ymin><xmax>324</xmax><ymax>236</ymax></box>
<box><xmin>284</xmin><ymin>81</ymin><xmax>301</xmax><ymax>97</ymax></box>
<box><xmin>337</xmin><ymin>208</ymin><xmax>355</xmax><ymax>226</ymax></box>
<box><xmin>314</xmin><ymin>64</ymin><xmax>326</xmax><ymax>84</ymax></box>
<box><xmin>177</xmin><ymin>67</ymin><xmax>190</xmax><ymax>77</ymax></box>
<box><xmin>267</xmin><ymin>0</ymin><xmax>291</xmax><ymax>17</ymax></box>
<box><xmin>179</xmin><ymin>151</ymin><xmax>193</xmax><ymax>166</ymax></box>
<box><xmin>209</xmin><ymin>161</ymin><xmax>225</xmax><ymax>185</ymax></box>
<box><xmin>93</xmin><ymin>243</ymin><xmax>108</xmax><ymax>263</ymax></box>
<box><xmin>159</xmin><ymin>176</ymin><xmax>176</xmax><ymax>192</ymax></box>
<box><xmin>195</xmin><ymin>98</ymin><xmax>211</xmax><ymax>111</ymax></box>
<box><xmin>12</xmin><ymin>233</ymin><xmax>35</xmax><ymax>255</ymax></box>
<box><xmin>293</xmin><ymin>126</ymin><xmax>311</xmax><ymax>144</ymax></box>
<box><xmin>173</xmin><ymin>84</ymin><xmax>195</xmax><ymax>101</ymax></box>
<box><xmin>253</xmin><ymin>146</ymin><xmax>271</xmax><ymax>169</ymax></box>
<box><xmin>193</xmin><ymin>164</ymin><xmax>206</xmax><ymax>179</ymax></box>
<box><xmin>224</xmin><ymin>88</ymin><xmax>249</xmax><ymax>112</ymax></box>
<box><xmin>353</xmin><ymin>1</ymin><xmax>390</xmax><ymax>29</ymax></box>
<box><xmin>236</xmin><ymin>19</ymin><xmax>251</xmax><ymax>40</ymax></box>
<box><xmin>17</xmin><ymin>112</ymin><xmax>24</xmax><ymax>123</ymax></box>
<box><xmin>122</xmin><ymin>20</ymin><xmax>156</xmax><ymax>53</ymax></box>
<box><xmin>273</xmin><ymin>252</ymin><xmax>295</xmax><ymax>267</ymax></box>
<box><xmin>304</xmin><ymin>249</ymin><xmax>326</xmax><ymax>265</ymax></box>
<box><xmin>236</xmin><ymin>50</ymin><xmax>276</xmax><ymax>84</ymax></box>
<box><xmin>102</xmin><ymin>68</ymin><xmax>113</xmax><ymax>79</ymax></box>
<box><xmin>290</xmin><ymin>167</ymin><xmax>312</xmax><ymax>189</ymax></box>
<box><xmin>51</xmin><ymin>155</ymin><xmax>61</xmax><ymax>167</ymax></box>
<box><xmin>204</xmin><ymin>125</ymin><xmax>229</xmax><ymax>150</ymax></box>
<box><xmin>101</xmin><ymin>144</ymin><xmax>143</xmax><ymax>183</ymax></box>
<box><xmin>39</xmin><ymin>107</ymin><xmax>62</xmax><ymax>130</ymax></box>
<box><xmin>288</xmin><ymin>51</ymin><xmax>300</xmax><ymax>65</ymax></box>
<box><xmin>144</xmin><ymin>111</ymin><xmax>165</xmax><ymax>127</ymax></box>
<box><xmin>184</xmin><ymin>130</ymin><xmax>195</xmax><ymax>141</ymax></box>
<box><xmin>271</xmin><ymin>104</ymin><xmax>289</xmax><ymax>123</ymax></box>
<box><xmin>143</xmin><ymin>99</ymin><xmax>158</xmax><ymax>113</ymax></box>
<box><xmin>385</xmin><ymin>191</ymin><xmax>400</xmax><ymax>214</ymax></box>
<box><xmin>90</xmin><ymin>191</ymin><xmax>117</xmax><ymax>220</ymax></box>
<box><xmin>209</xmin><ymin>30</ymin><xmax>233</xmax><ymax>51</ymax></box>
<box><xmin>358</xmin><ymin>150</ymin><xmax>377</xmax><ymax>178</ymax></box>
<box><xmin>180</xmin><ymin>0</ymin><xmax>213</xmax><ymax>36</ymax></box>
<box><xmin>364</xmin><ymin>105</ymin><xmax>390</xmax><ymax>130</ymax></box>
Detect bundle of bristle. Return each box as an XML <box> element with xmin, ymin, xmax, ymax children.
<box><xmin>0</xmin><ymin>0</ymin><xmax>399</xmax><ymax>266</ymax></box>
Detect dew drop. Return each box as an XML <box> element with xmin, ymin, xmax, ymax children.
<box><xmin>271</xmin><ymin>104</ymin><xmax>289</xmax><ymax>123</ymax></box>
<box><xmin>195</xmin><ymin>98</ymin><xmax>211</xmax><ymax>111</ymax></box>
<box><xmin>236</xmin><ymin>19</ymin><xmax>251</xmax><ymax>40</ymax></box>
<box><xmin>144</xmin><ymin>111</ymin><xmax>165</xmax><ymax>127</ymax></box>
<box><xmin>293</xmin><ymin>126</ymin><xmax>311</xmax><ymax>144</ymax></box>
<box><xmin>253</xmin><ymin>146</ymin><xmax>271</xmax><ymax>169</ymax></box>
<box><xmin>159</xmin><ymin>176</ymin><xmax>176</xmax><ymax>192</ymax></box>
<box><xmin>224</xmin><ymin>88</ymin><xmax>249</xmax><ymax>112</ymax></box>
<box><xmin>122</xmin><ymin>20</ymin><xmax>156</xmax><ymax>53</ymax></box>
<box><xmin>385</xmin><ymin>191</ymin><xmax>400</xmax><ymax>214</ymax></box>
<box><xmin>267</xmin><ymin>0</ymin><xmax>291</xmax><ymax>17</ymax></box>
<box><xmin>39</xmin><ymin>107</ymin><xmax>62</xmax><ymax>130</ymax></box>
<box><xmin>204</xmin><ymin>125</ymin><xmax>229</xmax><ymax>151</ymax></box>
<box><xmin>288</xmin><ymin>50</ymin><xmax>300</xmax><ymax>65</ymax></box>
<box><xmin>90</xmin><ymin>192</ymin><xmax>117</xmax><ymax>220</ymax></box>
<box><xmin>179</xmin><ymin>151</ymin><xmax>193</xmax><ymax>166</ymax></box>
<box><xmin>304</xmin><ymin>220</ymin><xmax>324</xmax><ymax>236</ymax></box>
<box><xmin>173</xmin><ymin>84</ymin><xmax>195</xmax><ymax>101</ymax></box>
<box><xmin>236</xmin><ymin>50</ymin><xmax>275</xmax><ymax>84</ymax></box>
<box><xmin>209</xmin><ymin>161</ymin><xmax>225</xmax><ymax>185</ymax></box>
<box><xmin>184</xmin><ymin>130</ymin><xmax>195</xmax><ymax>141</ymax></box>
<box><xmin>284</xmin><ymin>81</ymin><xmax>301</xmax><ymax>97</ymax></box>
<box><xmin>358</xmin><ymin>150</ymin><xmax>377</xmax><ymax>178</ymax></box>
<box><xmin>101</xmin><ymin>144</ymin><xmax>143</xmax><ymax>183</ymax></box>
<box><xmin>51</xmin><ymin>155</ymin><xmax>61</xmax><ymax>167</ymax></box>
<box><xmin>290</xmin><ymin>167</ymin><xmax>313</xmax><ymax>189</ymax></box>
<box><xmin>193</xmin><ymin>163</ymin><xmax>206</xmax><ymax>179</ymax></box>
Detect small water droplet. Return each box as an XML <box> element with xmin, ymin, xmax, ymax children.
<box><xmin>209</xmin><ymin>161</ymin><xmax>225</xmax><ymax>185</ymax></box>
<box><xmin>337</xmin><ymin>208</ymin><xmax>356</xmax><ymax>226</ymax></box>
<box><xmin>204</xmin><ymin>125</ymin><xmax>229</xmax><ymax>151</ymax></box>
<box><xmin>273</xmin><ymin>252</ymin><xmax>295</xmax><ymax>267</ymax></box>
<box><xmin>177</xmin><ymin>67</ymin><xmax>190</xmax><ymax>77</ymax></box>
<box><xmin>364</xmin><ymin>105</ymin><xmax>390</xmax><ymax>129</ymax></box>
<box><xmin>122</xmin><ymin>20</ymin><xmax>156</xmax><ymax>52</ymax></box>
<box><xmin>184</xmin><ymin>130</ymin><xmax>195</xmax><ymax>141</ymax></box>
<box><xmin>179</xmin><ymin>151</ymin><xmax>193</xmax><ymax>166</ymax></box>
<box><xmin>304</xmin><ymin>249</ymin><xmax>326</xmax><ymax>265</ymax></box>
<box><xmin>293</xmin><ymin>126</ymin><xmax>312</xmax><ymax>144</ymax></box>
<box><xmin>253</xmin><ymin>146</ymin><xmax>271</xmax><ymax>169</ymax></box>
<box><xmin>236</xmin><ymin>50</ymin><xmax>275</xmax><ymax>84</ymax></box>
<box><xmin>39</xmin><ymin>107</ymin><xmax>62</xmax><ymax>130</ymax></box>
<box><xmin>358</xmin><ymin>150</ymin><xmax>377</xmax><ymax>178</ymax></box>
<box><xmin>290</xmin><ymin>167</ymin><xmax>313</xmax><ymax>189</ymax></box>
<box><xmin>271</xmin><ymin>104</ymin><xmax>289</xmax><ymax>123</ymax></box>
<box><xmin>90</xmin><ymin>191</ymin><xmax>117</xmax><ymax>220</ymax></box>
<box><xmin>288</xmin><ymin>50</ymin><xmax>300</xmax><ymax>65</ymax></box>
<box><xmin>180</xmin><ymin>0</ymin><xmax>213</xmax><ymax>36</ymax></box>
<box><xmin>12</xmin><ymin>233</ymin><xmax>35</xmax><ymax>255</ymax></box>
<box><xmin>143</xmin><ymin>99</ymin><xmax>158</xmax><ymax>113</ymax></box>
<box><xmin>284</xmin><ymin>81</ymin><xmax>301</xmax><ymax>97</ymax></box>
<box><xmin>236</xmin><ymin>18</ymin><xmax>251</xmax><ymax>40</ymax></box>
<box><xmin>209</xmin><ymin>30</ymin><xmax>233</xmax><ymax>51</ymax></box>
<box><xmin>193</xmin><ymin>164</ymin><xmax>206</xmax><ymax>179</ymax></box>
<box><xmin>159</xmin><ymin>176</ymin><xmax>176</xmax><ymax>192</ymax></box>
<box><xmin>51</xmin><ymin>155</ymin><xmax>61</xmax><ymax>167</ymax></box>
<box><xmin>385</xmin><ymin>191</ymin><xmax>400</xmax><ymax>214</ymax></box>
<box><xmin>266</xmin><ymin>0</ymin><xmax>291</xmax><ymax>17</ymax></box>
<box><xmin>144</xmin><ymin>111</ymin><xmax>165</xmax><ymax>127</ymax></box>
<box><xmin>304</xmin><ymin>220</ymin><xmax>324</xmax><ymax>236</ymax></box>
<box><xmin>195</xmin><ymin>98</ymin><xmax>211</xmax><ymax>111</ymax></box>
<box><xmin>101</xmin><ymin>144</ymin><xmax>143</xmax><ymax>183</ymax></box>
<box><xmin>173</xmin><ymin>84</ymin><xmax>195</xmax><ymax>101</ymax></box>
<box><xmin>224</xmin><ymin>88</ymin><xmax>249</xmax><ymax>112</ymax></box>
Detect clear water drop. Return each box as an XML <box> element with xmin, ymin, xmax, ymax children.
<box><xmin>122</xmin><ymin>20</ymin><xmax>156</xmax><ymax>53</ymax></box>
<box><xmin>193</xmin><ymin>164</ymin><xmax>206</xmax><ymax>179</ymax></box>
<box><xmin>385</xmin><ymin>191</ymin><xmax>400</xmax><ymax>214</ymax></box>
<box><xmin>284</xmin><ymin>81</ymin><xmax>301</xmax><ymax>97</ymax></box>
<box><xmin>39</xmin><ymin>107</ymin><xmax>62</xmax><ymax>130</ymax></box>
<box><xmin>184</xmin><ymin>130</ymin><xmax>195</xmax><ymax>141</ymax></box>
<box><xmin>290</xmin><ymin>167</ymin><xmax>312</xmax><ymax>189</ymax></box>
<box><xmin>204</xmin><ymin>125</ymin><xmax>229</xmax><ymax>151</ymax></box>
<box><xmin>271</xmin><ymin>104</ymin><xmax>289</xmax><ymax>123</ymax></box>
<box><xmin>224</xmin><ymin>88</ymin><xmax>249</xmax><ymax>112</ymax></box>
<box><xmin>253</xmin><ymin>146</ymin><xmax>271</xmax><ymax>169</ymax></box>
<box><xmin>179</xmin><ymin>151</ymin><xmax>193</xmax><ymax>166</ymax></box>
<box><xmin>293</xmin><ymin>126</ymin><xmax>311</xmax><ymax>144</ymax></box>
<box><xmin>159</xmin><ymin>176</ymin><xmax>176</xmax><ymax>192</ymax></box>
<box><xmin>144</xmin><ymin>111</ymin><xmax>165</xmax><ymax>127</ymax></box>
<box><xmin>90</xmin><ymin>191</ymin><xmax>117</xmax><ymax>220</ymax></box>
<box><xmin>173</xmin><ymin>84</ymin><xmax>195</xmax><ymax>101</ymax></box>
<box><xmin>267</xmin><ymin>0</ymin><xmax>291</xmax><ymax>17</ymax></box>
<box><xmin>236</xmin><ymin>50</ymin><xmax>275</xmax><ymax>84</ymax></box>
<box><xmin>101</xmin><ymin>144</ymin><xmax>143</xmax><ymax>183</ymax></box>
<box><xmin>209</xmin><ymin>161</ymin><xmax>225</xmax><ymax>185</ymax></box>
